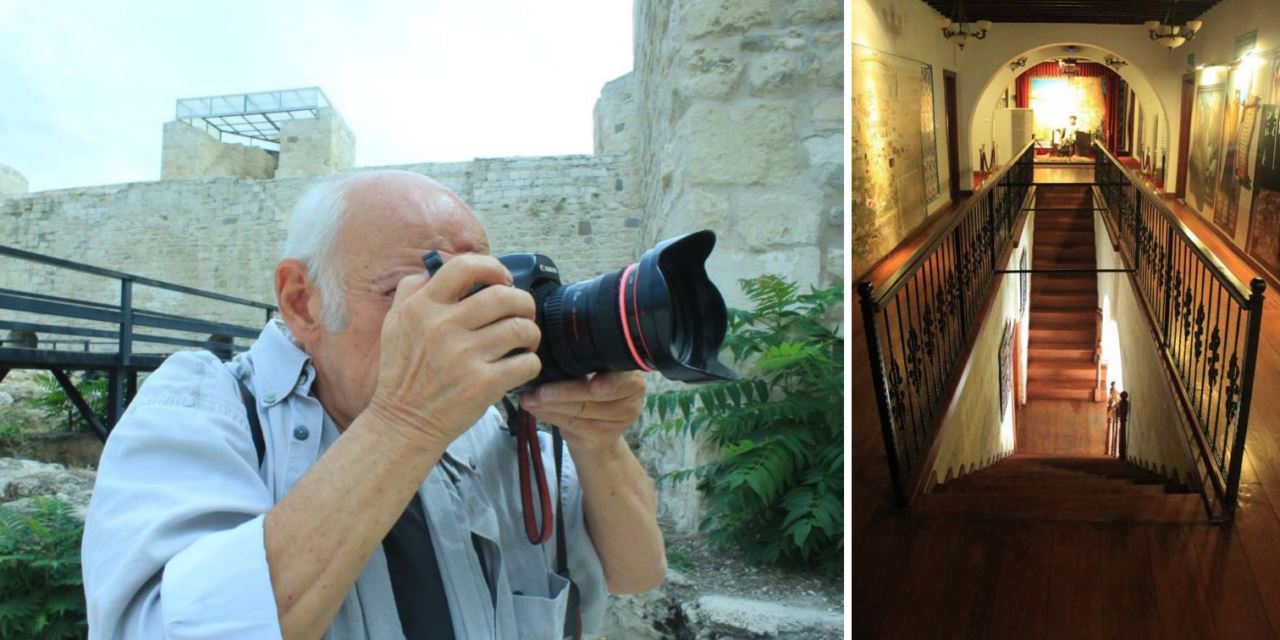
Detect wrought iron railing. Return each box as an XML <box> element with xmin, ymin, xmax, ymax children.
<box><xmin>1094</xmin><ymin>144</ymin><xmax>1265</xmax><ymax>512</ymax></box>
<box><xmin>857</xmin><ymin>142</ymin><xmax>1035</xmax><ymax>505</ymax></box>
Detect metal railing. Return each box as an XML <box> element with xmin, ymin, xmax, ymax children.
<box><xmin>0</xmin><ymin>244</ymin><xmax>276</xmax><ymax>439</ymax></box>
<box><xmin>857</xmin><ymin>141</ymin><xmax>1035</xmax><ymax>505</ymax></box>
<box><xmin>1094</xmin><ymin>143</ymin><xmax>1265</xmax><ymax>512</ymax></box>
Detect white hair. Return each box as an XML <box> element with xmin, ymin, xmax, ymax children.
<box><xmin>282</xmin><ymin>175</ymin><xmax>354</xmax><ymax>332</ymax></box>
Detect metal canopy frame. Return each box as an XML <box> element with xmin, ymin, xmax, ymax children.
<box><xmin>175</xmin><ymin>87</ymin><xmax>331</xmax><ymax>148</ymax></box>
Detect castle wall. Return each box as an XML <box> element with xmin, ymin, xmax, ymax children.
<box><xmin>277</xmin><ymin>109</ymin><xmax>356</xmax><ymax>178</ymax></box>
<box><xmin>160</xmin><ymin>121</ymin><xmax>278</xmax><ymax>181</ymax></box>
<box><xmin>631</xmin><ymin>0</ymin><xmax>843</xmax><ymax>531</ymax></box>
<box><xmin>0</xmin><ymin>155</ymin><xmax>641</xmax><ymax>348</ymax></box>
<box><xmin>0</xmin><ymin>164</ymin><xmax>28</xmax><ymax>195</ymax></box>
<box><xmin>593</xmin><ymin>73</ymin><xmax>637</xmax><ymax>157</ymax></box>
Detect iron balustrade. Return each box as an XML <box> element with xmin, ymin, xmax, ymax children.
<box><xmin>858</xmin><ymin>142</ymin><xmax>1035</xmax><ymax>506</ymax></box>
<box><xmin>1094</xmin><ymin>144</ymin><xmax>1265</xmax><ymax>512</ymax></box>
<box><xmin>0</xmin><ymin>243</ymin><xmax>276</xmax><ymax>439</ymax></box>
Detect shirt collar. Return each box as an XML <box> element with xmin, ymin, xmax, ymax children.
<box><xmin>247</xmin><ymin>319</ymin><xmax>313</xmax><ymax>407</ymax></box>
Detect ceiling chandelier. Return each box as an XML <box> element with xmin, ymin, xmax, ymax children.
<box><xmin>937</xmin><ymin>0</ymin><xmax>991</xmax><ymax>50</ymax></box>
<box><xmin>1144</xmin><ymin>0</ymin><xmax>1202</xmax><ymax>51</ymax></box>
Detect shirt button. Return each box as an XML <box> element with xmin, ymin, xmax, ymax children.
<box><xmin>293</xmin><ymin>426</ymin><xmax>310</xmax><ymax>441</ymax></box>
<box><xmin>264</xmin><ymin>393</ymin><xmax>277</xmax><ymax>404</ymax></box>
<box><xmin>297</xmin><ymin>372</ymin><xmax>307</xmax><ymax>387</ymax></box>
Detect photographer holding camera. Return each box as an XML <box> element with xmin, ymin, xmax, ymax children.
<box><xmin>81</xmin><ymin>170</ymin><xmax>673</xmax><ymax>639</ymax></box>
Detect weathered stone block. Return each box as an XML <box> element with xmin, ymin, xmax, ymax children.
<box><xmin>665</xmin><ymin>189</ymin><xmax>731</xmax><ymax>237</ymax></box>
<box><xmin>678</xmin><ymin>47</ymin><xmax>743</xmax><ymax>99</ymax></box>
<box><xmin>812</xmin><ymin>96</ymin><xmax>843</xmax><ymax>133</ymax></box>
<box><xmin>678</xmin><ymin>0</ymin><xmax>775</xmax><ymax>38</ymax></box>
<box><xmin>816</xmin><ymin>45</ymin><xmax>842</xmax><ymax>88</ymax></box>
<box><xmin>740</xmin><ymin>34</ymin><xmax>774</xmax><ymax>52</ymax></box>
<box><xmin>0</xmin><ymin>163</ymin><xmax>27</xmax><ymax>195</ymax></box>
<box><xmin>737</xmin><ymin>191</ymin><xmax>821</xmax><ymax>249</ymax></box>
<box><xmin>683</xmin><ymin>104</ymin><xmax>798</xmax><ymax>185</ymax></box>
<box><xmin>802</xmin><ymin>135</ymin><xmax>841</xmax><ymax>167</ymax></box>
<box><xmin>784</xmin><ymin>0</ymin><xmax>842</xmax><ymax>24</ymax></box>
<box><xmin>814</xmin><ymin>29</ymin><xmax>842</xmax><ymax>48</ymax></box>
<box><xmin>748</xmin><ymin>53</ymin><xmax>803</xmax><ymax>94</ymax></box>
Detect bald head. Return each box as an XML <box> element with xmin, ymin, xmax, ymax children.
<box><xmin>283</xmin><ymin>169</ymin><xmax>488</xmax><ymax>332</ymax></box>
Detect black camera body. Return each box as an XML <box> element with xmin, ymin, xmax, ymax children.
<box><xmin>423</xmin><ymin>230</ymin><xmax>735</xmax><ymax>388</ymax></box>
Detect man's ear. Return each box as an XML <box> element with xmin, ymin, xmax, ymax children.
<box><xmin>275</xmin><ymin>259</ymin><xmax>324</xmax><ymax>345</ymax></box>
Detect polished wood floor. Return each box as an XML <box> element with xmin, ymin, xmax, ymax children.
<box><xmin>853</xmin><ymin>162</ymin><xmax>1280</xmax><ymax>639</ymax></box>
<box><xmin>1017</xmin><ymin>399</ymin><xmax>1108</xmax><ymax>456</ymax></box>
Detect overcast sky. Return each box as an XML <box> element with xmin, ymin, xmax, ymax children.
<box><xmin>0</xmin><ymin>0</ymin><xmax>634</xmax><ymax>192</ymax></box>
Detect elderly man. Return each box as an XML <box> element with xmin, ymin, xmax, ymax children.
<box><xmin>82</xmin><ymin>170</ymin><xmax>666</xmax><ymax>639</ymax></box>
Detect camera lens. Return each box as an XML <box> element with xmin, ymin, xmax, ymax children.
<box><xmin>532</xmin><ymin>230</ymin><xmax>735</xmax><ymax>385</ymax></box>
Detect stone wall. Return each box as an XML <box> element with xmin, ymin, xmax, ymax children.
<box><xmin>631</xmin><ymin>0</ymin><xmax>842</xmax><ymax>530</ymax></box>
<box><xmin>634</xmin><ymin>0</ymin><xmax>842</xmax><ymax>313</ymax></box>
<box><xmin>593</xmin><ymin>73</ymin><xmax>637</xmax><ymax>157</ymax></box>
<box><xmin>160</xmin><ymin>120</ymin><xmax>279</xmax><ymax>181</ymax></box>
<box><xmin>0</xmin><ymin>154</ymin><xmax>641</xmax><ymax>347</ymax></box>
<box><xmin>277</xmin><ymin>109</ymin><xmax>356</xmax><ymax>178</ymax></box>
<box><xmin>0</xmin><ymin>163</ymin><xmax>28</xmax><ymax>195</ymax></box>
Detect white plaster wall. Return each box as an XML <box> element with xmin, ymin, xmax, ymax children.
<box><xmin>1180</xmin><ymin>0</ymin><xmax>1280</xmax><ymax>68</ymax></box>
<box><xmin>853</xmin><ymin>0</ymin><xmax>959</xmax><ymax>216</ymax></box>
<box><xmin>929</xmin><ymin>213</ymin><xmax>1031</xmax><ymax>485</ymax></box>
<box><xmin>1095</xmin><ymin>210</ymin><xmax>1195</xmax><ymax>482</ymax></box>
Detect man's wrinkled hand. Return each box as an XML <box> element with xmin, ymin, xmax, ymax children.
<box><xmin>518</xmin><ymin>371</ymin><xmax>646</xmax><ymax>455</ymax></box>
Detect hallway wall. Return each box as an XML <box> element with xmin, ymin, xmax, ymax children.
<box><xmin>851</xmin><ymin>0</ymin><xmax>960</xmax><ymax>278</ymax></box>
<box><xmin>929</xmin><ymin>211</ymin><xmax>1032</xmax><ymax>486</ymax></box>
<box><xmin>1094</xmin><ymin>209</ymin><xmax>1196</xmax><ymax>483</ymax></box>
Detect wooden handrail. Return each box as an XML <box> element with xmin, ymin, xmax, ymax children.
<box><xmin>866</xmin><ymin>140</ymin><xmax>1036</xmax><ymax>307</ymax></box>
<box><xmin>1092</xmin><ymin>143</ymin><xmax>1251</xmax><ymax>303</ymax></box>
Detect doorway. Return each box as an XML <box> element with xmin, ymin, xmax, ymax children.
<box><xmin>944</xmin><ymin>70</ymin><xmax>961</xmax><ymax>201</ymax></box>
<box><xmin>1176</xmin><ymin>72</ymin><xmax>1195</xmax><ymax>198</ymax></box>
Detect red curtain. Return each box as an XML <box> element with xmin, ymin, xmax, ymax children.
<box><xmin>1013</xmin><ymin>61</ymin><xmax>1121</xmax><ymax>153</ymax></box>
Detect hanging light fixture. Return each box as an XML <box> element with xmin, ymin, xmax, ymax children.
<box><xmin>937</xmin><ymin>0</ymin><xmax>991</xmax><ymax>50</ymax></box>
<box><xmin>1145</xmin><ymin>0</ymin><xmax>1202</xmax><ymax>51</ymax></box>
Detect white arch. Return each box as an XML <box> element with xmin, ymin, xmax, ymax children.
<box><xmin>967</xmin><ymin>42</ymin><xmax>1172</xmax><ymax>174</ymax></box>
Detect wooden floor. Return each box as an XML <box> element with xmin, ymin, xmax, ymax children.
<box><xmin>1017</xmin><ymin>399</ymin><xmax>1108</xmax><ymax>456</ymax></box>
<box><xmin>853</xmin><ymin>161</ymin><xmax>1280</xmax><ymax>639</ymax></box>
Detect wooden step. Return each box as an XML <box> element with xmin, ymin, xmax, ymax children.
<box><xmin>1028</xmin><ymin>345</ymin><xmax>1094</xmax><ymax>362</ymax></box>
<box><xmin>1033</xmin><ymin>294</ymin><xmax>1095</xmax><ymax>310</ymax></box>
<box><xmin>912</xmin><ymin>493</ymin><xmax>1204</xmax><ymax>523</ymax></box>
<box><xmin>1029</xmin><ymin>327</ymin><xmax>1094</xmax><ymax>342</ymax></box>
<box><xmin>1030</xmin><ymin>310</ymin><xmax>1095</xmax><ymax>326</ymax></box>
<box><xmin>938</xmin><ymin>481</ymin><xmax>1169</xmax><ymax>496</ymax></box>
<box><xmin>1026</xmin><ymin>387</ymin><xmax>1095</xmax><ymax>401</ymax></box>
<box><xmin>1026</xmin><ymin>366</ymin><xmax>1096</xmax><ymax>382</ymax></box>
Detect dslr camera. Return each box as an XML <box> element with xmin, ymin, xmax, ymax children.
<box><xmin>423</xmin><ymin>229</ymin><xmax>735</xmax><ymax>386</ymax></box>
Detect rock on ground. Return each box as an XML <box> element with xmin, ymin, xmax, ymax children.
<box><xmin>0</xmin><ymin>457</ymin><xmax>95</xmax><ymax>520</ymax></box>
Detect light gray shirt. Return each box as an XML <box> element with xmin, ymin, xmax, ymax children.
<box><xmin>82</xmin><ymin>320</ymin><xmax>607</xmax><ymax>639</ymax></box>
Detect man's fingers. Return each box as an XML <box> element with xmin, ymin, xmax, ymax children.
<box><xmin>422</xmin><ymin>254</ymin><xmax>512</xmax><ymax>304</ymax></box>
<box><xmin>520</xmin><ymin>395</ymin><xmax>640</xmax><ymax>421</ymax></box>
<box><xmin>457</xmin><ymin>285</ymin><xmax>537</xmax><ymax>330</ymax></box>
<box><xmin>473</xmin><ymin>317</ymin><xmax>542</xmax><ymax>362</ymax></box>
<box><xmin>532</xmin><ymin>371</ymin><xmax>645</xmax><ymax>404</ymax></box>
<box><xmin>519</xmin><ymin>409</ymin><xmax>628</xmax><ymax>436</ymax></box>
<box><xmin>389</xmin><ymin>272</ymin><xmax>430</xmax><ymax>310</ymax></box>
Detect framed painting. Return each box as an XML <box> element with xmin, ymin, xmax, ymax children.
<box><xmin>1188</xmin><ymin>82</ymin><xmax>1227</xmax><ymax>217</ymax></box>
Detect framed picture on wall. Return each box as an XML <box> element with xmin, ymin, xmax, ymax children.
<box><xmin>1000</xmin><ymin>320</ymin><xmax>1014</xmax><ymax>416</ymax></box>
<box><xmin>1019</xmin><ymin>250</ymin><xmax>1028</xmax><ymax>314</ymax></box>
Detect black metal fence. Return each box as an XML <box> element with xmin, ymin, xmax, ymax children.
<box><xmin>0</xmin><ymin>244</ymin><xmax>276</xmax><ymax>439</ymax></box>
<box><xmin>1094</xmin><ymin>144</ymin><xmax>1265</xmax><ymax>512</ymax></box>
<box><xmin>857</xmin><ymin>142</ymin><xmax>1035</xmax><ymax>505</ymax></box>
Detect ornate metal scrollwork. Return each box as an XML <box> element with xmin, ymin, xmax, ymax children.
<box><xmin>906</xmin><ymin>328</ymin><xmax>922</xmax><ymax>391</ymax></box>
<box><xmin>1207</xmin><ymin>326</ymin><xmax>1221</xmax><ymax>386</ymax></box>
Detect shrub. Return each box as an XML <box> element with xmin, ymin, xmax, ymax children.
<box><xmin>0</xmin><ymin>498</ymin><xmax>87</xmax><ymax>638</ymax></box>
<box><xmin>29</xmin><ymin>373</ymin><xmax>108</xmax><ymax>433</ymax></box>
<box><xmin>646</xmin><ymin>275</ymin><xmax>843</xmax><ymax>574</ymax></box>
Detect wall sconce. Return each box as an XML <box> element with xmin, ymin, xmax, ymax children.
<box><xmin>1008</xmin><ymin>57</ymin><xmax>1028</xmax><ymax>72</ymax></box>
<box><xmin>1104</xmin><ymin>55</ymin><xmax>1128</xmax><ymax>69</ymax></box>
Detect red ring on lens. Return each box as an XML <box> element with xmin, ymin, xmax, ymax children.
<box><xmin>629</xmin><ymin>261</ymin><xmax>657</xmax><ymax>368</ymax></box>
<box><xmin>619</xmin><ymin>264</ymin><xmax>654</xmax><ymax>371</ymax></box>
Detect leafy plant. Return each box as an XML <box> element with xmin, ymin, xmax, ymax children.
<box><xmin>646</xmin><ymin>275</ymin><xmax>843</xmax><ymax>573</ymax></box>
<box><xmin>29</xmin><ymin>373</ymin><xmax>108</xmax><ymax>433</ymax></box>
<box><xmin>0</xmin><ymin>498</ymin><xmax>88</xmax><ymax>639</ymax></box>
<box><xmin>0</xmin><ymin>421</ymin><xmax>23</xmax><ymax>445</ymax></box>
<box><xmin>665</xmin><ymin>546</ymin><xmax>692</xmax><ymax>572</ymax></box>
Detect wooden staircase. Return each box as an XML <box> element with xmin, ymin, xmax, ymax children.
<box><xmin>1028</xmin><ymin>186</ymin><xmax>1098</xmax><ymax>401</ymax></box>
<box><xmin>919</xmin><ymin>455</ymin><xmax>1202</xmax><ymax>523</ymax></box>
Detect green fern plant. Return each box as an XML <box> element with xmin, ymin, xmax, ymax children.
<box><xmin>646</xmin><ymin>275</ymin><xmax>843</xmax><ymax>573</ymax></box>
<box><xmin>29</xmin><ymin>373</ymin><xmax>108</xmax><ymax>433</ymax></box>
<box><xmin>0</xmin><ymin>498</ymin><xmax>88</xmax><ymax>639</ymax></box>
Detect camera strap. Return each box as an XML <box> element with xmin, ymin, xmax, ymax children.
<box><xmin>503</xmin><ymin>397</ymin><xmax>582</xmax><ymax>640</ymax></box>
